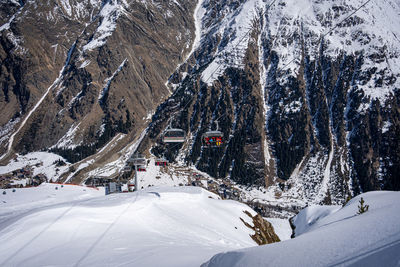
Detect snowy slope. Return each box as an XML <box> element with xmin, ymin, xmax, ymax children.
<box><xmin>0</xmin><ymin>185</ymin><xmax>258</xmax><ymax>267</ymax></box>
<box><xmin>265</xmin><ymin>0</ymin><xmax>400</xmax><ymax>103</ymax></box>
<box><xmin>0</xmin><ymin>183</ymin><xmax>104</xmax><ymax>225</ymax></box>
<box><xmin>0</xmin><ymin>152</ymin><xmax>70</xmax><ymax>182</ymax></box>
<box><xmin>202</xmin><ymin>191</ymin><xmax>400</xmax><ymax>267</ymax></box>
<box><xmin>196</xmin><ymin>0</ymin><xmax>400</xmax><ymax>102</ymax></box>
<box><xmin>291</xmin><ymin>204</ymin><xmax>341</xmax><ymax>236</ymax></box>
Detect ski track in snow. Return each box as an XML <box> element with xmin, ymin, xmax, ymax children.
<box><xmin>1</xmin><ymin>205</ymin><xmax>76</xmax><ymax>266</ymax></box>
<box><xmin>73</xmin><ymin>192</ymin><xmax>140</xmax><ymax>266</ymax></box>
<box><xmin>0</xmin><ymin>185</ymin><xmax>258</xmax><ymax>267</ymax></box>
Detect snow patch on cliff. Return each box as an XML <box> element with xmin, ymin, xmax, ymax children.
<box><xmin>201</xmin><ymin>0</ymin><xmax>266</xmax><ymax>85</ymax></box>
<box><xmin>83</xmin><ymin>1</ymin><xmax>129</xmax><ymax>51</ymax></box>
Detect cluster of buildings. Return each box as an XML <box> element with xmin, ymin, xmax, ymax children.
<box><xmin>0</xmin><ymin>167</ymin><xmax>47</xmax><ymax>189</ymax></box>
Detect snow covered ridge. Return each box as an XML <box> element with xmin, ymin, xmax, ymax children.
<box><xmin>83</xmin><ymin>0</ymin><xmax>129</xmax><ymax>51</ymax></box>
<box><xmin>277</xmin><ymin>0</ymin><xmax>400</xmax><ymax>103</ymax></box>
<box><xmin>202</xmin><ymin>191</ymin><xmax>400</xmax><ymax>267</ymax></box>
<box><xmin>0</xmin><ymin>186</ymin><xmax>260</xmax><ymax>267</ymax></box>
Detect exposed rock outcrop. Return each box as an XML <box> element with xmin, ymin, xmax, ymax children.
<box><xmin>240</xmin><ymin>210</ymin><xmax>280</xmax><ymax>245</ymax></box>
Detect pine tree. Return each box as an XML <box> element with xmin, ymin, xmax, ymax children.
<box><xmin>357</xmin><ymin>197</ymin><xmax>369</xmax><ymax>215</ymax></box>
<box><xmin>343</xmin><ymin>194</ymin><xmax>352</xmax><ymax>207</ymax></box>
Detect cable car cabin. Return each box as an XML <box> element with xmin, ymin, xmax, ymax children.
<box><xmin>202</xmin><ymin>131</ymin><xmax>224</xmax><ymax>147</ymax></box>
<box><xmin>122</xmin><ymin>165</ymin><xmax>132</xmax><ymax>172</ymax></box>
<box><xmin>155</xmin><ymin>158</ymin><xmax>168</xmax><ymax>166</ymax></box>
<box><xmin>129</xmin><ymin>154</ymin><xmax>146</xmax><ymax>166</ymax></box>
<box><xmin>137</xmin><ymin>166</ymin><xmax>146</xmax><ymax>172</ymax></box>
<box><xmin>162</xmin><ymin>129</ymin><xmax>185</xmax><ymax>143</ymax></box>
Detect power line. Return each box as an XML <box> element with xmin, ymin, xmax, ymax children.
<box><xmin>321</xmin><ymin>0</ymin><xmax>372</xmax><ymax>40</ymax></box>
<box><xmin>165</xmin><ymin>0</ymin><xmax>373</xmax><ymax>144</ymax></box>
<box><xmin>202</xmin><ymin>0</ymin><xmax>279</xmax><ymax>86</ymax></box>
<box><xmin>173</xmin><ymin>0</ymin><xmax>280</xmax><ymax>130</ymax></box>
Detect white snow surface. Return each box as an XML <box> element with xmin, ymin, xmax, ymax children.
<box><xmin>0</xmin><ymin>183</ymin><xmax>104</xmax><ymax>220</ymax></box>
<box><xmin>0</xmin><ymin>185</ymin><xmax>258</xmax><ymax>267</ymax></box>
<box><xmin>202</xmin><ymin>191</ymin><xmax>400</xmax><ymax>267</ymax></box>
<box><xmin>0</xmin><ymin>152</ymin><xmax>69</xmax><ymax>181</ymax></box>
<box><xmin>291</xmin><ymin>204</ymin><xmax>341</xmax><ymax>236</ymax></box>
<box><xmin>382</xmin><ymin>120</ymin><xmax>392</xmax><ymax>134</ymax></box>
<box><xmin>266</xmin><ymin>217</ymin><xmax>292</xmax><ymax>241</ymax></box>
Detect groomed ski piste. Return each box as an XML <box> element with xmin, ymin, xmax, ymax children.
<box><xmin>0</xmin><ymin>183</ymin><xmax>261</xmax><ymax>267</ymax></box>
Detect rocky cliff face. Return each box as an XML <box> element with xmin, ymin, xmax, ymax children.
<box><xmin>1</xmin><ymin>0</ymin><xmax>399</xmax><ymax>203</ymax></box>
<box><xmin>138</xmin><ymin>0</ymin><xmax>400</xmax><ymax>204</ymax></box>
<box><xmin>0</xmin><ymin>0</ymin><xmax>197</xmax><ymax>170</ymax></box>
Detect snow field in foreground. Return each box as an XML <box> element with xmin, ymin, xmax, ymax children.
<box><xmin>0</xmin><ymin>185</ymin><xmax>259</xmax><ymax>267</ymax></box>
<box><xmin>203</xmin><ymin>191</ymin><xmax>400</xmax><ymax>267</ymax></box>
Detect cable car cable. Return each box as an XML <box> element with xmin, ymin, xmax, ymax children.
<box><xmin>169</xmin><ymin>0</ymin><xmax>280</xmax><ymax>149</ymax></box>
<box><xmin>161</xmin><ymin>0</ymin><xmax>372</xmax><ymax>152</ymax></box>
<box><xmin>280</xmin><ymin>0</ymin><xmax>373</xmax><ymax>71</ymax></box>
<box><xmin>320</xmin><ymin>0</ymin><xmax>372</xmax><ymax>40</ymax></box>
<box><xmin>179</xmin><ymin>0</ymin><xmax>279</xmax><ymax>113</ymax></box>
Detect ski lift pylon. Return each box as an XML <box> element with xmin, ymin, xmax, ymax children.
<box><xmin>137</xmin><ymin>166</ymin><xmax>146</xmax><ymax>172</ymax></box>
<box><xmin>155</xmin><ymin>158</ymin><xmax>168</xmax><ymax>166</ymax></box>
<box><xmin>122</xmin><ymin>165</ymin><xmax>132</xmax><ymax>172</ymax></box>
<box><xmin>128</xmin><ymin>153</ymin><xmax>146</xmax><ymax>166</ymax></box>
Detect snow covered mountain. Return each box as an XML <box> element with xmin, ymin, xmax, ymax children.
<box><xmin>0</xmin><ymin>0</ymin><xmax>198</xmax><ymax>179</ymax></box>
<box><xmin>138</xmin><ymin>0</ymin><xmax>400</xmax><ymax>204</ymax></box>
<box><xmin>1</xmin><ymin>0</ymin><xmax>399</xmax><ymax>206</ymax></box>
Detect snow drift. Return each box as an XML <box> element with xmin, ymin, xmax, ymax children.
<box><xmin>202</xmin><ymin>191</ymin><xmax>400</xmax><ymax>267</ymax></box>
<box><xmin>0</xmin><ymin>184</ymin><xmax>258</xmax><ymax>267</ymax></box>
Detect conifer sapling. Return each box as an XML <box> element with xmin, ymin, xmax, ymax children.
<box><xmin>357</xmin><ymin>197</ymin><xmax>369</xmax><ymax>215</ymax></box>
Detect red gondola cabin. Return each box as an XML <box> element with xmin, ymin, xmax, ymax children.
<box><xmin>202</xmin><ymin>131</ymin><xmax>224</xmax><ymax>147</ymax></box>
